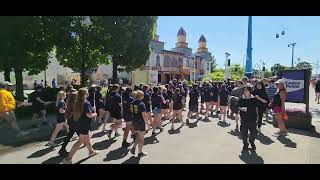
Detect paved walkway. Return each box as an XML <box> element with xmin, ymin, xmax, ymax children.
<box><xmin>0</xmin><ymin>87</ymin><xmax>319</xmax><ymax>164</ymax></box>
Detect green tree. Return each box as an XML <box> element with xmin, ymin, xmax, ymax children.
<box><xmin>0</xmin><ymin>16</ymin><xmax>56</xmax><ymax>100</ymax></box>
<box><xmin>296</xmin><ymin>61</ymin><xmax>312</xmax><ymax>71</ymax></box>
<box><xmin>55</xmin><ymin>16</ymin><xmax>111</xmax><ymax>87</ymax></box>
<box><xmin>100</xmin><ymin>16</ymin><xmax>157</xmax><ymax>82</ymax></box>
<box><xmin>210</xmin><ymin>56</ymin><xmax>217</xmax><ymax>73</ymax></box>
<box><xmin>270</xmin><ymin>63</ymin><xmax>288</xmax><ymax>76</ymax></box>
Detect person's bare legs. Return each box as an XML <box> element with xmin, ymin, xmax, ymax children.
<box><xmin>275</xmin><ymin>113</ymin><xmax>287</xmax><ymax>133</ymax></box>
<box><xmin>49</xmin><ymin>123</ymin><xmax>64</xmax><ymax>142</ymax></box>
<box><xmin>102</xmin><ymin>111</ymin><xmax>110</xmax><ymax>131</ymax></box>
<box><xmin>83</xmin><ymin>134</ymin><xmax>94</xmax><ymax>153</ymax></box>
<box><xmin>137</xmin><ymin>131</ymin><xmax>145</xmax><ymax>154</ymax></box>
<box><xmin>65</xmin><ymin>135</ymin><xmax>85</xmax><ymax>162</ymax></box>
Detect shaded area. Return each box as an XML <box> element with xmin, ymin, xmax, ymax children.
<box><xmin>92</xmin><ymin>139</ymin><xmax>117</xmax><ymax>151</ymax></box>
<box><xmin>121</xmin><ymin>156</ymin><xmax>141</xmax><ymax>164</ymax></box>
<box><xmin>41</xmin><ymin>155</ymin><xmax>64</xmax><ymax>164</ymax></box>
<box><xmin>239</xmin><ymin>150</ymin><xmax>264</xmax><ymax>164</ymax></box>
<box><xmin>217</xmin><ymin>121</ymin><xmax>230</xmax><ymax>128</ymax></box>
<box><xmin>27</xmin><ymin>146</ymin><xmax>56</xmax><ymax>158</ymax></box>
<box><xmin>91</xmin><ymin>131</ymin><xmax>107</xmax><ymax>139</ymax></box>
<box><xmin>168</xmin><ymin>125</ymin><xmax>183</xmax><ymax>134</ymax></box>
<box><xmin>256</xmin><ymin>133</ymin><xmax>274</xmax><ymax>145</ymax></box>
<box><xmin>201</xmin><ymin>118</ymin><xmax>211</xmax><ymax>123</ymax></box>
<box><xmin>228</xmin><ymin>129</ymin><xmax>242</xmax><ymax>139</ymax></box>
<box><xmin>277</xmin><ymin>136</ymin><xmax>297</xmax><ymax>148</ymax></box>
<box><xmin>144</xmin><ymin>135</ymin><xmax>159</xmax><ymax>145</ymax></box>
<box><xmin>104</xmin><ymin>147</ymin><xmax>129</xmax><ymax>161</ymax></box>
<box><xmin>288</xmin><ymin>128</ymin><xmax>320</xmax><ymax>138</ymax></box>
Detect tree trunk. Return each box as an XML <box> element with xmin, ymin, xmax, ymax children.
<box><xmin>14</xmin><ymin>67</ymin><xmax>24</xmax><ymax>101</ymax></box>
<box><xmin>4</xmin><ymin>67</ymin><xmax>11</xmax><ymax>82</ymax></box>
<box><xmin>112</xmin><ymin>62</ymin><xmax>118</xmax><ymax>84</ymax></box>
<box><xmin>80</xmin><ymin>64</ymin><xmax>86</xmax><ymax>88</ymax></box>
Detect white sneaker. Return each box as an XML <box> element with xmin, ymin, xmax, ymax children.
<box><xmin>88</xmin><ymin>150</ymin><xmax>100</xmax><ymax>157</ymax></box>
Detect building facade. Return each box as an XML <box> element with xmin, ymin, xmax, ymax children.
<box><xmin>140</xmin><ymin>26</ymin><xmax>213</xmax><ymax>84</ymax></box>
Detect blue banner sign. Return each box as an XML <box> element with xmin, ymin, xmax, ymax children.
<box><xmin>282</xmin><ymin>70</ymin><xmax>305</xmax><ymax>103</ymax></box>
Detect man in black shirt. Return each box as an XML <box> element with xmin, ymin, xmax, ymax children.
<box><xmin>238</xmin><ymin>86</ymin><xmax>258</xmax><ymax>152</ymax></box>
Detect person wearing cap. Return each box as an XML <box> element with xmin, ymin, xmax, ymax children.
<box><xmin>270</xmin><ymin>79</ymin><xmax>288</xmax><ymax>136</ymax></box>
<box><xmin>0</xmin><ymin>81</ymin><xmax>28</xmax><ymax>137</ymax></box>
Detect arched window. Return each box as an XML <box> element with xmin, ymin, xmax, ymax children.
<box><xmin>156</xmin><ymin>55</ymin><xmax>160</xmax><ymax>67</ymax></box>
<box><xmin>164</xmin><ymin>55</ymin><xmax>171</xmax><ymax>67</ymax></box>
<box><xmin>186</xmin><ymin>60</ymin><xmax>190</xmax><ymax>67</ymax></box>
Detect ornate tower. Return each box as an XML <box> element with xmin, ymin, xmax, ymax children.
<box><xmin>176</xmin><ymin>27</ymin><xmax>188</xmax><ymax>48</ymax></box>
<box><xmin>153</xmin><ymin>17</ymin><xmax>160</xmax><ymax>41</ymax></box>
<box><xmin>197</xmin><ymin>34</ymin><xmax>208</xmax><ymax>53</ymax></box>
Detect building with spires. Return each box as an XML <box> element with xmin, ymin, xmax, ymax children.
<box><xmin>140</xmin><ymin>26</ymin><xmax>213</xmax><ymax>83</ymax></box>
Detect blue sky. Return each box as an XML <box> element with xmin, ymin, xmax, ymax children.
<box><xmin>157</xmin><ymin>16</ymin><xmax>320</xmax><ymax>73</ymax></box>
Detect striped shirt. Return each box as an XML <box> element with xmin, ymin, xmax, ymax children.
<box><xmin>265</xmin><ymin>85</ymin><xmax>277</xmax><ymax>101</ymax></box>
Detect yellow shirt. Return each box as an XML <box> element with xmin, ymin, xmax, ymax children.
<box><xmin>0</xmin><ymin>89</ymin><xmax>16</xmax><ymax>112</ymax></box>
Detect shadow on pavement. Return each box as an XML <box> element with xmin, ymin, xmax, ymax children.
<box><xmin>227</xmin><ymin>129</ymin><xmax>242</xmax><ymax>139</ymax></box>
<box><xmin>201</xmin><ymin>118</ymin><xmax>211</xmax><ymax>123</ymax></box>
<box><xmin>144</xmin><ymin>135</ymin><xmax>159</xmax><ymax>145</ymax></box>
<box><xmin>256</xmin><ymin>133</ymin><xmax>274</xmax><ymax>145</ymax></box>
<box><xmin>27</xmin><ymin>146</ymin><xmax>56</xmax><ymax>159</ymax></box>
<box><xmin>104</xmin><ymin>147</ymin><xmax>129</xmax><ymax>161</ymax></box>
<box><xmin>92</xmin><ymin>139</ymin><xmax>117</xmax><ymax>151</ymax></box>
<box><xmin>277</xmin><ymin>136</ymin><xmax>297</xmax><ymax>148</ymax></box>
<box><xmin>287</xmin><ymin>128</ymin><xmax>320</xmax><ymax>138</ymax></box>
<box><xmin>91</xmin><ymin>131</ymin><xmax>107</xmax><ymax>139</ymax></box>
<box><xmin>41</xmin><ymin>155</ymin><xmax>64</xmax><ymax>164</ymax></box>
<box><xmin>217</xmin><ymin>121</ymin><xmax>230</xmax><ymax>128</ymax></box>
<box><xmin>239</xmin><ymin>150</ymin><xmax>264</xmax><ymax>164</ymax></box>
<box><xmin>168</xmin><ymin>125</ymin><xmax>183</xmax><ymax>134</ymax></box>
<box><xmin>121</xmin><ymin>156</ymin><xmax>141</xmax><ymax>164</ymax></box>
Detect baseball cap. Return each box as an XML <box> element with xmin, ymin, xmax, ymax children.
<box><xmin>275</xmin><ymin>79</ymin><xmax>285</xmax><ymax>84</ymax></box>
<box><xmin>0</xmin><ymin>82</ymin><xmax>6</xmax><ymax>88</ymax></box>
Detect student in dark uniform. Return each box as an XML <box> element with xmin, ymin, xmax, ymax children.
<box><xmin>171</xmin><ymin>88</ymin><xmax>184</xmax><ymax>130</ymax></box>
<box><xmin>252</xmin><ymin>80</ymin><xmax>269</xmax><ymax>133</ymax></box>
<box><xmin>63</xmin><ymin>88</ymin><xmax>99</xmax><ymax>164</ymax></box>
<box><xmin>203</xmin><ymin>83</ymin><xmax>212</xmax><ymax>119</ymax></box>
<box><xmin>238</xmin><ymin>86</ymin><xmax>258</xmax><ymax>152</ymax></box>
<box><xmin>122</xmin><ymin>88</ymin><xmax>135</xmax><ymax>148</ymax></box>
<box><xmin>31</xmin><ymin>85</ymin><xmax>52</xmax><ymax>129</ymax></box>
<box><xmin>165</xmin><ymin>84</ymin><xmax>174</xmax><ymax>119</ymax></box>
<box><xmin>151</xmin><ymin>87</ymin><xmax>164</xmax><ymax>136</ymax></box>
<box><xmin>315</xmin><ymin>79</ymin><xmax>320</xmax><ymax>104</ymax></box>
<box><xmin>58</xmin><ymin>91</ymin><xmax>78</xmax><ymax>157</ymax></box>
<box><xmin>210</xmin><ymin>82</ymin><xmax>220</xmax><ymax>116</ymax></box>
<box><xmin>102</xmin><ymin>84</ymin><xmax>112</xmax><ymax>131</ymax></box>
<box><xmin>187</xmin><ymin>84</ymin><xmax>201</xmax><ymax>124</ymax></box>
<box><xmin>182</xmin><ymin>83</ymin><xmax>188</xmax><ymax>110</ymax></box>
<box><xmin>142</xmin><ymin>85</ymin><xmax>152</xmax><ymax>131</ymax></box>
<box><xmin>130</xmin><ymin>90</ymin><xmax>149</xmax><ymax>157</ymax></box>
<box><xmin>160</xmin><ymin>88</ymin><xmax>170</xmax><ymax>120</ymax></box>
<box><xmin>218</xmin><ymin>84</ymin><xmax>230</xmax><ymax>122</ymax></box>
<box><xmin>106</xmin><ymin>84</ymin><xmax>123</xmax><ymax>139</ymax></box>
<box><xmin>199</xmin><ymin>82</ymin><xmax>206</xmax><ymax>113</ymax></box>
<box><xmin>46</xmin><ymin>91</ymin><xmax>69</xmax><ymax>147</ymax></box>
<box><xmin>95</xmin><ymin>86</ymin><xmax>106</xmax><ymax>124</ymax></box>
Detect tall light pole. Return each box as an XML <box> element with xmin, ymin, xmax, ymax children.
<box><xmin>288</xmin><ymin>42</ymin><xmax>296</xmax><ymax>67</ymax></box>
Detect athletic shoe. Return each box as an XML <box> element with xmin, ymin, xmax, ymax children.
<box><xmin>257</xmin><ymin>128</ymin><xmax>261</xmax><ymax>133</ymax></box>
<box><xmin>138</xmin><ymin>152</ymin><xmax>148</xmax><ymax>157</ymax></box>
<box><xmin>152</xmin><ymin>132</ymin><xmax>156</xmax><ymax>136</ymax></box>
<box><xmin>115</xmin><ymin>132</ymin><xmax>121</xmax><ymax>137</ymax></box>
<box><xmin>159</xmin><ymin>127</ymin><xmax>163</xmax><ymax>132</ymax></box>
<box><xmin>250</xmin><ymin>142</ymin><xmax>256</xmax><ymax>151</ymax></box>
<box><xmin>130</xmin><ymin>147</ymin><xmax>136</xmax><ymax>155</ymax></box>
<box><xmin>88</xmin><ymin>150</ymin><xmax>100</xmax><ymax>157</ymax></box>
<box><xmin>107</xmin><ymin>130</ymin><xmax>112</xmax><ymax>139</ymax></box>
<box><xmin>62</xmin><ymin>158</ymin><xmax>72</xmax><ymax>164</ymax></box>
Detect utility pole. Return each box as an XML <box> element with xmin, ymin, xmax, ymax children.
<box><xmin>225</xmin><ymin>52</ymin><xmax>231</xmax><ymax>80</ymax></box>
<box><xmin>288</xmin><ymin>42</ymin><xmax>296</xmax><ymax>67</ymax></box>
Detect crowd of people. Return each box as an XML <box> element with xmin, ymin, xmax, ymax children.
<box><xmin>0</xmin><ymin>76</ymin><xmax>289</xmax><ymax>164</ymax></box>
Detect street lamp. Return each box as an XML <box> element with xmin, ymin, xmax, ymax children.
<box><xmin>288</xmin><ymin>42</ymin><xmax>296</xmax><ymax>67</ymax></box>
<box><xmin>225</xmin><ymin>52</ymin><xmax>231</xmax><ymax>80</ymax></box>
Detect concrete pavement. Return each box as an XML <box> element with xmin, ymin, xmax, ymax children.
<box><xmin>0</xmin><ymin>87</ymin><xmax>320</xmax><ymax>164</ymax></box>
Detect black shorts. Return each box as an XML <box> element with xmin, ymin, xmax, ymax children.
<box><xmin>220</xmin><ymin>101</ymin><xmax>228</xmax><ymax>106</ymax></box>
<box><xmin>133</xmin><ymin>121</ymin><xmax>145</xmax><ymax>131</ymax></box>
<box><xmin>75</xmin><ymin>120</ymin><xmax>91</xmax><ymax>135</ymax></box>
<box><xmin>161</xmin><ymin>104</ymin><xmax>169</xmax><ymax>110</ymax></box>
<box><xmin>123</xmin><ymin>114</ymin><xmax>132</xmax><ymax>122</ymax></box>
<box><xmin>57</xmin><ymin>117</ymin><xmax>65</xmax><ymax>124</ymax></box>
<box><xmin>173</xmin><ymin>105</ymin><xmax>183</xmax><ymax>111</ymax></box>
<box><xmin>189</xmin><ymin>102</ymin><xmax>198</xmax><ymax>112</ymax></box>
<box><xmin>110</xmin><ymin>111</ymin><xmax>122</xmax><ymax>120</ymax></box>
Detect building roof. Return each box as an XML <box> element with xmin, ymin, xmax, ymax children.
<box><xmin>199</xmin><ymin>34</ymin><xmax>207</xmax><ymax>42</ymax></box>
<box><xmin>177</xmin><ymin>27</ymin><xmax>186</xmax><ymax>36</ymax></box>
